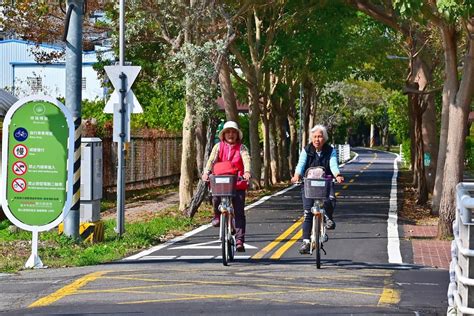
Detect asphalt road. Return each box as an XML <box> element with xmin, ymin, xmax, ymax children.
<box><xmin>0</xmin><ymin>148</ymin><xmax>449</xmax><ymax>315</ymax></box>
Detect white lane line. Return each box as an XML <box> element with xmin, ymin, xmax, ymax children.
<box><xmin>177</xmin><ymin>256</ymin><xmax>215</xmax><ymax>260</ymax></box>
<box><xmin>388</xmin><ymin>154</ymin><xmax>403</xmax><ymax>264</ymax></box>
<box><xmin>170</xmin><ymin>240</ymin><xmax>257</xmax><ymax>250</ymax></box>
<box><xmin>124</xmin><ymin>224</ymin><xmax>212</xmax><ymax>260</ymax></box>
<box><xmin>140</xmin><ymin>256</ymin><xmax>177</xmax><ymax>260</ymax></box>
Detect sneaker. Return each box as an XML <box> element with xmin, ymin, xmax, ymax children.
<box><xmin>325</xmin><ymin>218</ymin><xmax>336</xmax><ymax>230</ymax></box>
<box><xmin>299</xmin><ymin>241</ymin><xmax>310</xmax><ymax>254</ymax></box>
<box><xmin>236</xmin><ymin>240</ymin><xmax>245</xmax><ymax>252</ymax></box>
<box><xmin>211</xmin><ymin>215</ymin><xmax>220</xmax><ymax>227</ymax></box>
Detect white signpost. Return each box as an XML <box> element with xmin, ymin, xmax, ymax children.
<box><xmin>102</xmin><ymin>1</ymin><xmax>142</xmax><ymax>236</ymax></box>
<box><xmin>104</xmin><ymin>65</ymin><xmax>142</xmax><ymax>142</ymax></box>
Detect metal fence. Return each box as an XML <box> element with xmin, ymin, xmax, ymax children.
<box><xmin>335</xmin><ymin>144</ymin><xmax>351</xmax><ymax>164</ymax></box>
<box><xmin>448</xmin><ymin>182</ymin><xmax>474</xmax><ymax>315</ymax></box>
<box><xmin>102</xmin><ymin>131</ymin><xmax>182</xmax><ymax>194</ymax></box>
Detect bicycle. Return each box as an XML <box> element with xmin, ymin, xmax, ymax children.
<box><xmin>209</xmin><ymin>174</ymin><xmax>237</xmax><ymax>266</ymax></box>
<box><xmin>303</xmin><ymin>167</ymin><xmax>333</xmax><ymax>269</ymax></box>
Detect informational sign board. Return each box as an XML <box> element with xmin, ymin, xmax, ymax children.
<box><xmin>424</xmin><ymin>153</ymin><xmax>431</xmax><ymax>167</ymax></box>
<box><xmin>1</xmin><ymin>96</ymin><xmax>74</xmax><ymax>232</ymax></box>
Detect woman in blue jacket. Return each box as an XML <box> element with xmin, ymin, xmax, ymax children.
<box><xmin>291</xmin><ymin>124</ymin><xmax>344</xmax><ymax>254</ymax></box>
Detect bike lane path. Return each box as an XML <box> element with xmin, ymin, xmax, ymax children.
<box><xmin>1</xmin><ymin>148</ymin><xmax>448</xmax><ymax>315</ymax></box>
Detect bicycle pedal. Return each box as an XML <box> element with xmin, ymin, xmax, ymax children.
<box><xmin>323</xmin><ymin>234</ymin><xmax>328</xmax><ymax>242</ymax></box>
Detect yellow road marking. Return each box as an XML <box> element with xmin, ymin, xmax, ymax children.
<box><xmin>271</xmin><ymin>229</ymin><xmax>302</xmax><ymax>259</ymax></box>
<box><xmin>378</xmin><ymin>287</ymin><xmax>400</xmax><ymax>305</ymax></box>
<box><xmin>343</xmin><ymin>185</ymin><xmax>348</xmax><ymax>189</ymax></box>
<box><xmin>120</xmin><ymin>286</ymin><xmax>380</xmax><ymax>305</ymax></box>
<box><xmin>349</xmin><ymin>179</ymin><xmax>355</xmax><ymax>183</ymax></box>
<box><xmin>252</xmin><ymin>217</ymin><xmax>303</xmax><ymax>259</ymax></box>
<box><xmin>335</xmin><ymin>192</ymin><xmax>340</xmax><ymax>197</ymax></box>
<box><xmin>29</xmin><ymin>271</ymin><xmax>109</xmax><ymax>308</ymax></box>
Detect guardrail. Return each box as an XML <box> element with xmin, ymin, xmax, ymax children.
<box><xmin>335</xmin><ymin>144</ymin><xmax>351</xmax><ymax>164</ymax></box>
<box><xmin>448</xmin><ymin>182</ymin><xmax>474</xmax><ymax>315</ymax></box>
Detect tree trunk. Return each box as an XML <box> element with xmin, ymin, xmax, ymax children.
<box><xmin>262</xmin><ymin>103</ymin><xmax>271</xmax><ymax>188</ymax></box>
<box><xmin>186</xmin><ymin>117</ymin><xmax>219</xmax><ymax>217</ymax></box>
<box><xmin>278</xmin><ymin>111</ymin><xmax>290</xmax><ymax>180</ymax></box>
<box><xmin>416</xmin><ymin>57</ymin><xmax>438</xmax><ymax>193</ymax></box>
<box><xmin>412</xmin><ymin>90</ymin><xmax>428</xmax><ymax>205</ymax></box>
<box><xmin>195</xmin><ymin>120</ymin><xmax>207</xmax><ymax>175</ymax></box>
<box><xmin>438</xmin><ymin>24</ymin><xmax>474</xmax><ymax>238</ymax></box>
<box><xmin>288</xmin><ymin>107</ymin><xmax>298</xmax><ymax>174</ymax></box>
<box><xmin>269</xmin><ymin>113</ymin><xmax>279</xmax><ymax>184</ymax></box>
<box><xmin>218</xmin><ymin>58</ymin><xmax>239</xmax><ymax>122</ymax></box>
<box><xmin>302</xmin><ymin>80</ymin><xmax>312</xmax><ymax>145</ymax></box>
<box><xmin>179</xmin><ymin>99</ymin><xmax>196</xmax><ymax>212</ymax></box>
<box><xmin>249</xmin><ymin>85</ymin><xmax>262</xmax><ymax>189</ymax></box>
<box><xmin>433</xmin><ymin>26</ymin><xmax>457</xmax><ymax>216</ymax></box>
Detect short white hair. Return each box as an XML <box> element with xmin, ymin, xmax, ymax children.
<box><xmin>310</xmin><ymin>124</ymin><xmax>328</xmax><ymax>141</ymax></box>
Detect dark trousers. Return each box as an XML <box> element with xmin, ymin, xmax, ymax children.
<box><xmin>301</xmin><ymin>183</ymin><xmax>336</xmax><ymax>240</ymax></box>
<box><xmin>213</xmin><ymin>190</ymin><xmax>246</xmax><ymax>243</ymax></box>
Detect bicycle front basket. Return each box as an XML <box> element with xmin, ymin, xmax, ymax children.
<box><xmin>209</xmin><ymin>175</ymin><xmax>237</xmax><ymax>197</ymax></box>
<box><xmin>304</xmin><ymin>178</ymin><xmax>330</xmax><ymax>199</ymax></box>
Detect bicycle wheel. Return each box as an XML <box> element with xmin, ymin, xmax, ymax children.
<box><xmin>315</xmin><ymin>214</ymin><xmax>322</xmax><ymax>269</ymax></box>
<box><xmin>221</xmin><ymin>213</ymin><xmax>228</xmax><ymax>266</ymax></box>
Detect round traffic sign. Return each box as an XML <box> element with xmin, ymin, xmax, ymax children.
<box><xmin>13</xmin><ymin>144</ymin><xmax>28</xmax><ymax>159</ymax></box>
<box><xmin>13</xmin><ymin>127</ymin><xmax>28</xmax><ymax>142</ymax></box>
<box><xmin>12</xmin><ymin>161</ymin><xmax>27</xmax><ymax>176</ymax></box>
<box><xmin>12</xmin><ymin>178</ymin><xmax>27</xmax><ymax>193</ymax></box>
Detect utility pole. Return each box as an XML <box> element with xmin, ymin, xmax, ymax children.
<box><xmin>63</xmin><ymin>0</ymin><xmax>83</xmax><ymax>239</ymax></box>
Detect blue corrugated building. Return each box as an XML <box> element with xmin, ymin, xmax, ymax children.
<box><xmin>0</xmin><ymin>39</ymin><xmax>113</xmax><ymax>100</ymax></box>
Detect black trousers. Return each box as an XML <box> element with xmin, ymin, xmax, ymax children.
<box><xmin>212</xmin><ymin>190</ymin><xmax>246</xmax><ymax>243</ymax></box>
<box><xmin>301</xmin><ymin>183</ymin><xmax>336</xmax><ymax>240</ymax></box>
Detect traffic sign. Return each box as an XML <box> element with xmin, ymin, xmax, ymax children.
<box><xmin>103</xmin><ymin>90</ymin><xmax>143</xmax><ymax>114</ymax></box>
<box><xmin>103</xmin><ymin>65</ymin><xmax>142</xmax><ymax>143</ymax></box>
<box><xmin>12</xmin><ymin>161</ymin><xmax>27</xmax><ymax>176</ymax></box>
<box><xmin>12</xmin><ymin>178</ymin><xmax>26</xmax><ymax>193</ymax></box>
<box><xmin>13</xmin><ymin>144</ymin><xmax>28</xmax><ymax>159</ymax></box>
<box><xmin>13</xmin><ymin>127</ymin><xmax>28</xmax><ymax>142</ymax></box>
<box><xmin>104</xmin><ymin>65</ymin><xmax>140</xmax><ymax>93</ymax></box>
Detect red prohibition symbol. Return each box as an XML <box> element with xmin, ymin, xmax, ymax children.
<box><xmin>12</xmin><ymin>178</ymin><xmax>27</xmax><ymax>193</ymax></box>
<box><xmin>12</xmin><ymin>161</ymin><xmax>27</xmax><ymax>176</ymax></box>
<box><xmin>13</xmin><ymin>144</ymin><xmax>28</xmax><ymax>159</ymax></box>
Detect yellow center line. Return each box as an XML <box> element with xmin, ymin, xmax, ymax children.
<box><xmin>349</xmin><ymin>179</ymin><xmax>355</xmax><ymax>183</ymax></box>
<box><xmin>342</xmin><ymin>185</ymin><xmax>349</xmax><ymax>190</ymax></box>
<box><xmin>270</xmin><ymin>229</ymin><xmax>302</xmax><ymax>259</ymax></box>
<box><xmin>252</xmin><ymin>217</ymin><xmax>303</xmax><ymax>259</ymax></box>
<box><xmin>29</xmin><ymin>271</ymin><xmax>110</xmax><ymax>308</ymax></box>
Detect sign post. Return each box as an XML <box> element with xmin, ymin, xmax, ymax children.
<box><xmin>0</xmin><ymin>96</ymin><xmax>74</xmax><ymax>268</ymax></box>
<box><xmin>102</xmin><ymin>0</ymin><xmax>142</xmax><ymax>237</ymax></box>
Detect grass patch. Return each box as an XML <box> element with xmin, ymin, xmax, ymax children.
<box><xmin>0</xmin><ymin>211</ymin><xmax>208</xmax><ymax>272</ymax></box>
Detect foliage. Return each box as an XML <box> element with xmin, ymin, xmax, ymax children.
<box><xmin>387</xmin><ymin>91</ymin><xmax>409</xmax><ymax>143</ymax></box>
<box><xmin>402</xmin><ymin>138</ymin><xmax>412</xmax><ymax>167</ymax></box>
<box><xmin>172</xmin><ymin>40</ymin><xmax>224</xmax><ymax>121</ymax></box>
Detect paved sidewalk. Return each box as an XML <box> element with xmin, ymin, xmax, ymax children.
<box><xmin>403</xmin><ymin>224</ymin><xmax>451</xmax><ymax>269</ymax></box>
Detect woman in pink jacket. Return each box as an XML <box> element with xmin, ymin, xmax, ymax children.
<box><xmin>201</xmin><ymin>121</ymin><xmax>251</xmax><ymax>252</ymax></box>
